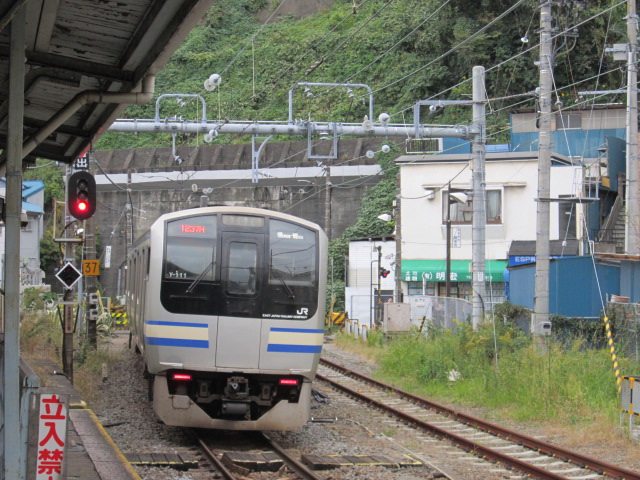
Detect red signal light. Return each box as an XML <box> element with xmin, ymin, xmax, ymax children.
<box><xmin>67</xmin><ymin>171</ymin><xmax>96</xmax><ymax>220</ymax></box>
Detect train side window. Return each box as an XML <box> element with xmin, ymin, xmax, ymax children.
<box><xmin>164</xmin><ymin>216</ymin><xmax>217</xmax><ymax>281</ymax></box>
<box><xmin>227</xmin><ymin>242</ymin><xmax>258</xmax><ymax>295</ymax></box>
<box><xmin>269</xmin><ymin>220</ymin><xmax>316</xmax><ymax>286</ymax></box>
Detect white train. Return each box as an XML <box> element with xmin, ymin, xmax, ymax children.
<box><xmin>125</xmin><ymin>206</ymin><xmax>327</xmax><ymax>430</ymax></box>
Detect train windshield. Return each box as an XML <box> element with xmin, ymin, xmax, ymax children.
<box><xmin>160</xmin><ymin>213</ymin><xmax>319</xmax><ymax>319</ymax></box>
<box><xmin>269</xmin><ymin>220</ymin><xmax>316</xmax><ymax>286</ymax></box>
<box><xmin>227</xmin><ymin>242</ymin><xmax>258</xmax><ymax>295</ymax></box>
<box><xmin>164</xmin><ymin>216</ymin><xmax>217</xmax><ymax>281</ymax></box>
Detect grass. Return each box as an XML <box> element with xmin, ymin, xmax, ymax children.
<box><xmin>335</xmin><ymin>321</ymin><xmax>639</xmax><ymax>439</ymax></box>
<box><xmin>20</xmin><ymin>310</ymin><xmax>121</xmax><ymax>406</ymax></box>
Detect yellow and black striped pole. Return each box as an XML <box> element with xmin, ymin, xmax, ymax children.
<box><xmin>603</xmin><ymin>316</ymin><xmax>622</xmax><ymax>392</ymax></box>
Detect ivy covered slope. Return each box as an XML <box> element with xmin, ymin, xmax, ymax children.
<box><xmin>97</xmin><ymin>0</ymin><xmax>626</xmax><ymax>150</ymax></box>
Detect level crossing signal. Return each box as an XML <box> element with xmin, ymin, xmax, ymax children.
<box><xmin>68</xmin><ymin>171</ymin><xmax>96</xmax><ymax>220</ymax></box>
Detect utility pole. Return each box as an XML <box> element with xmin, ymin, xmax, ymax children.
<box><xmin>376</xmin><ymin>245</ymin><xmax>382</xmax><ymax>326</ymax></box>
<box><xmin>126</xmin><ymin>170</ymin><xmax>133</xmax><ymax>248</ymax></box>
<box><xmin>533</xmin><ymin>1</ymin><xmax>553</xmax><ymax>340</ymax></box>
<box><xmin>626</xmin><ymin>0</ymin><xmax>639</xmax><ymax>255</ymax></box>
<box><xmin>394</xmin><ymin>174</ymin><xmax>402</xmax><ymax>302</ymax></box>
<box><xmin>445</xmin><ymin>187</ymin><xmax>452</xmax><ymax>298</ymax></box>
<box><xmin>471</xmin><ymin>65</ymin><xmax>487</xmax><ymax>329</ymax></box>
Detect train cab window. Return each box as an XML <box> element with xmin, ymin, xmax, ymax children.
<box><xmin>227</xmin><ymin>242</ymin><xmax>258</xmax><ymax>295</ymax></box>
<box><xmin>164</xmin><ymin>216</ymin><xmax>217</xmax><ymax>281</ymax></box>
<box><xmin>269</xmin><ymin>220</ymin><xmax>316</xmax><ymax>286</ymax></box>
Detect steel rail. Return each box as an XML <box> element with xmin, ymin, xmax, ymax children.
<box><xmin>260</xmin><ymin>432</ymin><xmax>325</xmax><ymax>480</ymax></box>
<box><xmin>188</xmin><ymin>429</ymin><xmax>237</xmax><ymax>480</ymax></box>
<box><xmin>319</xmin><ymin>358</ymin><xmax>640</xmax><ymax>480</ymax></box>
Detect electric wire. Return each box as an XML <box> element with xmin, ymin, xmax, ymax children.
<box><xmin>339</xmin><ymin>0</ymin><xmax>452</xmax><ymax>86</ymax></box>
<box><xmin>217</xmin><ymin>0</ymin><xmax>289</xmax><ymax>78</ymax></box>
<box><xmin>391</xmin><ymin>0</ymin><xmax>627</xmax><ymax>120</ymax></box>
<box><xmin>191</xmin><ymin>0</ymin><xmax>374</xmax><ymax>127</ymax></box>
<box><xmin>373</xmin><ymin>0</ymin><xmax>529</xmax><ymax>97</ymax></box>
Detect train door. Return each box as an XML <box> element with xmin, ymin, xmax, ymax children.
<box><xmin>215</xmin><ymin>232</ymin><xmax>264</xmax><ymax>368</ymax></box>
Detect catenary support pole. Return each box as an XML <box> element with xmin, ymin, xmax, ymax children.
<box><xmin>324</xmin><ymin>166</ymin><xmax>332</xmax><ymax>240</ymax></box>
<box><xmin>533</xmin><ymin>1</ymin><xmax>553</xmax><ymax>341</ymax></box>
<box><xmin>3</xmin><ymin>4</ymin><xmax>25</xmax><ymax>479</ymax></box>
<box><xmin>625</xmin><ymin>0</ymin><xmax>638</xmax><ymax>255</ymax></box>
<box><xmin>471</xmin><ymin>65</ymin><xmax>487</xmax><ymax>330</ymax></box>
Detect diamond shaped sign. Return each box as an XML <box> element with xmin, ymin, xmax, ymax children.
<box><xmin>56</xmin><ymin>262</ymin><xmax>82</xmax><ymax>289</ymax></box>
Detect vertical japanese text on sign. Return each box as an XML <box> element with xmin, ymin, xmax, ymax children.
<box><xmin>36</xmin><ymin>394</ymin><xmax>68</xmax><ymax>480</ymax></box>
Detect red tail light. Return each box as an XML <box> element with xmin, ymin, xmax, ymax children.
<box><xmin>172</xmin><ymin>373</ymin><xmax>192</xmax><ymax>381</ymax></box>
<box><xmin>279</xmin><ymin>378</ymin><xmax>298</xmax><ymax>386</ymax></box>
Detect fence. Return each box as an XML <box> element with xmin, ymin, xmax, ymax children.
<box><xmin>408</xmin><ymin>296</ymin><xmax>472</xmax><ymax>333</ymax></box>
<box><xmin>342</xmin><ymin>296</ymin><xmax>473</xmax><ymax>341</ymax></box>
<box><xmin>607</xmin><ymin>302</ymin><xmax>640</xmax><ymax>360</ymax></box>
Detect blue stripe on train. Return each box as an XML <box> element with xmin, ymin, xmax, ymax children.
<box><xmin>269</xmin><ymin>327</ymin><xmax>324</xmax><ymax>334</ymax></box>
<box><xmin>267</xmin><ymin>344</ymin><xmax>323</xmax><ymax>353</ymax></box>
<box><xmin>145</xmin><ymin>320</ymin><xmax>208</xmax><ymax>328</ymax></box>
<box><xmin>146</xmin><ymin>337</ymin><xmax>209</xmax><ymax>348</ymax></box>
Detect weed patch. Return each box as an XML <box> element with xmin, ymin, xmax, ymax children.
<box><xmin>336</xmin><ymin>320</ymin><xmax>638</xmax><ymax>432</ymax></box>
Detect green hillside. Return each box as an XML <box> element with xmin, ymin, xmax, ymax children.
<box><xmin>97</xmin><ymin>0</ymin><xmax>627</xmax><ymax>151</ymax></box>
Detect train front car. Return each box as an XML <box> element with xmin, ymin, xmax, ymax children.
<box><xmin>138</xmin><ymin>207</ymin><xmax>327</xmax><ymax>430</ymax></box>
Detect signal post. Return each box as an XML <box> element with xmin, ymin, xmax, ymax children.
<box><xmin>55</xmin><ymin>161</ymin><xmax>97</xmax><ymax>379</ymax></box>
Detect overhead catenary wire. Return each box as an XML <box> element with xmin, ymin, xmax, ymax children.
<box><xmin>163</xmin><ymin>0</ymin><xmax>626</xmax><ymax>159</ymax></box>
<box><xmin>163</xmin><ymin>0</ymin><xmax>622</xmax><ymax>164</ymax></box>
<box><xmin>104</xmin><ymin>0</ymin><xmax>632</xmax><ymax>244</ymax></box>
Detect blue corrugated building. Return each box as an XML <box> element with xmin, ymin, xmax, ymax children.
<box><xmin>507</xmin><ymin>255</ymin><xmax>633</xmax><ymax>318</ymax></box>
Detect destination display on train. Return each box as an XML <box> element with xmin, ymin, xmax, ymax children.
<box><xmin>276</xmin><ymin>230</ymin><xmax>304</xmax><ymax>240</ymax></box>
<box><xmin>180</xmin><ymin>224</ymin><xmax>207</xmax><ymax>234</ymax></box>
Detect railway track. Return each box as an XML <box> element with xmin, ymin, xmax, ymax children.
<box><xmin>317</xmin><ymin>357</ymin><xmax>640</xmax><ymax>480</ymax></box>
<box><xmin>189</xmin><ymin>429</ymin><xmax>324</xmax><ymax>480</ymax></box>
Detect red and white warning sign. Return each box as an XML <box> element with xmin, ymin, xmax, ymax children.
<box><xmin>36</xmin><ymin>394</ymin><xmax>68</xmax><ymax>480</ymax></box>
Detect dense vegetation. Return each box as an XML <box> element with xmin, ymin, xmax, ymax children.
<box><xmin>98</xmin><ymin>0</ymin><xmax>630</xmax><ymax>150</ymax></box>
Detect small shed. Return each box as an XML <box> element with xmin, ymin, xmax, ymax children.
<box><xmin>508</xmin><ymin>255</ymin><xmax>624</xmax><ymax>318</ymax></box>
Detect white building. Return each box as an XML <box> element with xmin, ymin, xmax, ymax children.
<box><xmin>397</xmin><ymin>151</ymin><xmax>586</xmax><ymax>309</ymax></box>
<box><xmin>345</xmin><ymin>237</ymin><xmax>395</xmax><ymax>327</ymax></box>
